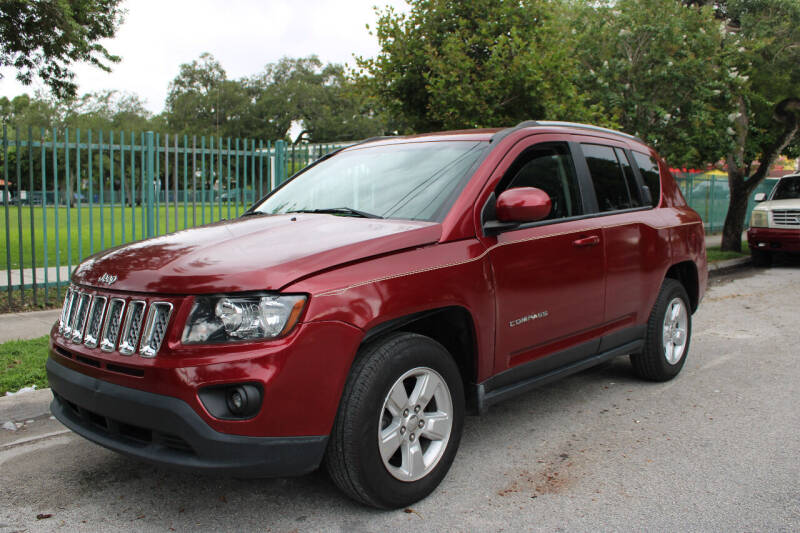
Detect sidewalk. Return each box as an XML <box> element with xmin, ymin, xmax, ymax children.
<box><xmin>0</xmin><ymin>308</ymin><xmax>60</xmax><ymax>343</ymax></box>
<box><xmin>0</xmin><ymin>265</ymin><xmax>71</xmax><ymax>288</ymax></box>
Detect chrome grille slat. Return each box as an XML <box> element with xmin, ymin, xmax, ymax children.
<box><xmin>59</xmin><ymin>289</ymin><xmax>74</xmax><ymax>334</ymax></box>
<box><xmin>62</xmin><ymin>290</ymin><xmax>79</xmax><ymax>337</ymax></box>
<box><xmin>139</xmin><ymin>303</ymin><xmax>173</xmax><ymax>357</ymax></box>
<box><xmin>70</xmin><ymin>293</ymin><xmax>92</xmax><ymax>343</ymax></box>
<box><xmin>118</xmin><ymin>301</ymin><xmax>146</xmax><ymax>356</ymax></box>
<box><xmin>100</xmin><ymin>298</ymin><xmax>126</xmax><ymax>352</ymax></box>
<box><xmin>83</xmin><ymin>296</ymin><xmax>108</xmax><ymax>349</ymax></box>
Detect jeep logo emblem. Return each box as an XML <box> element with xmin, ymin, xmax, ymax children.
<box><xmin>98</xmin><ymin>273</ymin><xmax>118</xmax><ymax>285</ymax></box>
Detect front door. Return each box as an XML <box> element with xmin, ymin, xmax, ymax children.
<box><xmin>487</xmin><ymin>139</ymin><xmax>606</xmax><ymax>376</ymax></box>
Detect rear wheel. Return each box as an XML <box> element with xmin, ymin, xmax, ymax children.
<box><xmin>751</xmin><ymin>248</ymin><xmax>773</xmax><ymax>267</ymax></box>
<box><xmin>631</xmin><ymin>279</ymin><xmax>692</xmax><ymax>381</ymax></box>
<box><xmin>325</xmin><ymin>332</ymin><xmax>464</xmax><ymax>509</ymax></box>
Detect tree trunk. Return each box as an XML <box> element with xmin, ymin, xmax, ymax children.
<box><xmin>720</xmin><ymin>178</ymin><xmax>752</xmax><ymax>252</ymax></box>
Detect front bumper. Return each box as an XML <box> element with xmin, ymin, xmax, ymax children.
<box><xmin>747</xmin><ymin>227</ymin><xmax>800</xmax><ymax>253</ymax></box>
<box><xmin>48</xmin><ymin>358</ymin><xmax>327</xmax><ymax>477</ymax></box>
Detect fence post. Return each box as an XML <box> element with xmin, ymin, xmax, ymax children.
<box><xmin>275</xmin><ymin>140</ymin><xmax>286</xmax><ymax>185</ymax></box>
<box><xmin>145</xmin><ymin>131</ymin><xmax>156</xmax><ymax>238</ymax></box>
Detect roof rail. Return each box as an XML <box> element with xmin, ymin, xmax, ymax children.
<box><xmin>491</xmin><ymin>120</ymin><xmax>644</xmax><ymax>144</ymax></box>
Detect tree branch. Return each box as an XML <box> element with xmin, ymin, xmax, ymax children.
<box><xmin>744</xmin><ymin>97</ymin><xmax>800</xmax><ymax>188</ymax></box>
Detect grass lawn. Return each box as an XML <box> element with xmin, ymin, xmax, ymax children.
<box><xmin>707</xmin><ymin>242</ymin><xmax>750</xmax><ymax>262</ymax></box>
<box><xmin>2</xmin><ymin>203</ymin><xmax>242</xmax><ymax>269</ymax></box>
<box><xmin>0</xmin><ymin>335</ymin><xmax>49</xmax><ymax>396</ymax></box>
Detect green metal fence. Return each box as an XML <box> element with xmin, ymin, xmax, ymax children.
<box><xmin>0</xmin><ymin>126</ymin><xmax>786</xmax><ymax>310</ymax></box>
<box><xmin>674</xmin><ymin>174</ymin><xmax>778</xmax><ymax>234</ymax></box>
<box><xmin>1</xmin><ymin>125</ymin><xmax>346</xmax><ymax>309</ymax></box>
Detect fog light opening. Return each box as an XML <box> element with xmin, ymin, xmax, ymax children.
<box><xmin>226</xmin><ymin>386</ymin><xmax>248</xmax><ymax>415</ymax></box>
<box><xmin>198</xmin><ymin>383</ymin><xmax>263</xmax><ymax>420</ymax></box>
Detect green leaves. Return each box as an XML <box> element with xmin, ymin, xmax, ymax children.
<box><xmin>357</xmin><ymin>0</ymin><xmax>599</xmax><ymax>133</ymax></box>
<box><xmin>0</xmin><ymin>0</ymin><xmax>124</xmax><ymax>99</ymax></box>
<box><xmin>165</xmin><ymin>54</ymin><xmax>384</xmax><ymax>142</ymax></box>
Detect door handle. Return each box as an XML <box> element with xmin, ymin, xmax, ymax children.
<box><xmin>573</xmin><ymin>235</ymin><xmax>600</xmax><ymax>247</ymax></box>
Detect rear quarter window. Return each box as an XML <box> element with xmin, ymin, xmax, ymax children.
<box><xmin>632</xmin><ymin>151</ymin><xmax>662</xmax><ymax>208</ymax></box>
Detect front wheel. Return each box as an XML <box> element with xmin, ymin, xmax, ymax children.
<box><xmin>630</xmin><ymin>279</ymin><xmax>692</xmax><ymax>381</ymax></box>
<box><xmin>325</xmin><ymin>332</ymin><xmax>465</xmax><ymax>509</ymax></box>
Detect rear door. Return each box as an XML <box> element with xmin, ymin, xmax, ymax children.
<box><xmin>576</xmin><ymin>140</ymin><xmax>667</xmax><ymax>348</ymax></box>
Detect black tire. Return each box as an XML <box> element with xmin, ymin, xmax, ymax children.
<box><xmin>325</xmin><ymin>332</ymin><xmax>465</xmax><ymax>509</ymax></box>
<box><xmin>630</xmin><ymin>279</ymin><xmax>692</xmax><ymax>382</ymax></box>
<box><xmin>751</xmin><ymin>248</ymin><xmax>773</xmax><ymax>267</ymax></box>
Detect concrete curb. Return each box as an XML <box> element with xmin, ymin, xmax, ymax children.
<box><xmin>708</xmin><ymin>256</ymin><xmax>752</xmax><ymax>277</ymax></box>
<box><xmin>0</xmin><ymin>388</ymin><xmax>52</xmax><ymax>424</ymax></box>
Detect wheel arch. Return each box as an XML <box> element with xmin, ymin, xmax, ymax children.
<box><xmin>361</xmin><ymin>306</ymin><xmax>480</xmax><ymax>411</ymax></box>
<box><xmin>664</xmin><ymin>260</ymin><xmax>700</xmax><ymax>313</ymax></box>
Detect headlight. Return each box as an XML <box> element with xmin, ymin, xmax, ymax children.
<box><xmin>182</xmin><ymin>294</ymin><xmax>306</xmax><ymax>344</ymax></box>
<box><xmin>750</xmin><ymin>210</ymin><xmax>768</xmax><ymax>228</ymax></box>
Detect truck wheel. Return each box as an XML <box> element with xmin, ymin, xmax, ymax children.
<box><xmin>325</xmin><ymin>332</ymin><xmax>464</xmax><ymax>509</ymax></box>
<box><xmin>630</xmin><ymin>279</ymin><xmax>691</xmax><ymax>382</ymax></box>
<box><xmin>751</xmin><ymin>248</ymin><xmax>772</xmax><ymax>267</ymax></box>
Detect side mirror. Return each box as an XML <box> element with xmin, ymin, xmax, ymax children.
<box><xmin>754</xmin><ymin>192</ymin><xmax>766</xmax><ymax>202</ymax></box>
<box><xmin>496</xmin><ymin>187</ymin><xmax>552</xmax><ymax>223</ymax></box>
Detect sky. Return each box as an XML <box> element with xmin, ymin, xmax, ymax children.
<box><xmin>0</xmin><ymin>0</ymin><xmax>410</xmax><ymax>114</ymax></box>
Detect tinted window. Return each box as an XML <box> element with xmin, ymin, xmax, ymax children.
<box><xmin>615</xmin><ymin>148</ymin><xmax>643</xmax><ymax>207</ymax></box>
<box><xmin>501</xmin><ymin>143</ymin><xmax>582</xmax><ymax>220</ymax></box>
<box><xmin>582</xmin><ymin>144</ymin><xmax>632</xmax><ymax>212</ymax></box>
<box><xmin>632</xmin><ymin>151</ymin><xmax>661</xmax><ymax>207</ymax></box>
<box><xmin>772</xmin><ymin>176</ymin><xmax>800</xmax><ymax>200</ymax></box>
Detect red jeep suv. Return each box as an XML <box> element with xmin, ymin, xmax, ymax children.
<box><xmin>48</xmin><ymin>121</ymin><xmax>707</xmax><ymax>508</ymax></box>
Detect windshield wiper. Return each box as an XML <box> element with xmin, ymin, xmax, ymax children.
<box><xmin>287</xmin><ymin>207</ymin><xmax>383</xmax><ymax>219</ymax></box>
<box><xmin>241</xmin><ymin>210</ymin><xmax>268</xmax><ymax>217</ymax></box>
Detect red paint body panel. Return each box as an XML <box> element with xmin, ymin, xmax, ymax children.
<box><xmin>51</xmin><ymin>123</ymin><xmax>708</xmax><ymax>450</ymax></box>
<box><xmin>72</xmin><ymin>215</ymin><xmax>441</xmax><ymax>293</ymax></box>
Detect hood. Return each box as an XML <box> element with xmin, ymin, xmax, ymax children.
<box><xmin>756</xmin><ymin>198</ymin><xmax>800</xmax><ymax>210</ymax></box>
<box><xmin>72</xmin><ymin>214</ymin><xmax>441</xmax><ymax>294</ymax></box>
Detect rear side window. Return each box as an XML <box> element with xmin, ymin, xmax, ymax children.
<box><xmin>581</xmin><ymin>144</ymin><xmax>633</xmax><ymax>212</ymax></box>
<box><xmin>614</xmin><ymin>148</ymin><xmax>643</xmax><ymax>207</ymax></box>
<box><xmin>632</xmin><ymin>151</ymin><xmax>661</xmax><ymax>207</ymax></box>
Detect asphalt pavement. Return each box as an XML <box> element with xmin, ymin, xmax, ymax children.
<box><xmin>1</xmin><ymin>260</ymin><xmax>799</xmax><ymax>532</ymax></box>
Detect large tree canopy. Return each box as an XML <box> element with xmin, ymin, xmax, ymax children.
<box><xmin>357</xmin><ymin>0</ymin><xmax>600</xmax><ymax>133</ymax></box>
<box><xmin>575</xmin><ymin>0</ymin><xmax>732</xmax><ymax>167</ymax></box>
<box><xmin>166</xmin><ymin>54</ymin><xmax>384</xmax><ymax>142</ymax></box>
<box><xmin>0</xmin><ymin>0</ymin><xmax>124</xmax><ymax>99</ymax></box>
<box><xmin>699</xmin><ymin>0</ymin><xmax>800</xmax><ymax>251</ymax></box>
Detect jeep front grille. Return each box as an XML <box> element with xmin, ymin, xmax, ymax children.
<box><xmin>58</xmin><ymin>286</ymin><xmax>173</xmax><ymax>357</ymax></box>
<box><xmin>772</xmin><ymin>209</ymin><xmax>800</xmax><ymax>227</ymax></box>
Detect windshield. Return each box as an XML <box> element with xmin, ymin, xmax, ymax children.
<box><xmin>254</xmin><ymin>141</ymin><xmax>488</xmax><ymax>221</ymax></box>
<box><xmin>772</xmin><ymin>176</ymin><xmax>800</xmax><ymax>200</ymax></box>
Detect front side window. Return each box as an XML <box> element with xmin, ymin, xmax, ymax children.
<box><xmin>772</xmin><ymin>176</ymin><xmax>800</xmax><ymax>200</ymax></box>
<box><xmin>582</xmin><ymin>144</ymin><xmax>633</xmax><ymax>212</ymax></box>
<box><xmin>254</xmin><ymin>141</ymin><xmax>487</xmax><ymax>221</ymax></box>
<box><xmin>632</xmin><ymin>151</ymin><xmax>662</xmax><ymax>208</ymax></box>
<box><xmin>499</xmin><ymin>143</ymin><xmax>583</xmax><ymax>220</ymax></box>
